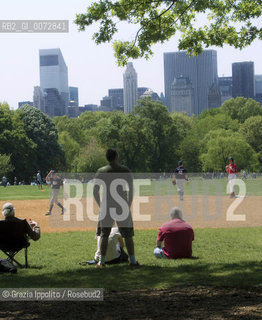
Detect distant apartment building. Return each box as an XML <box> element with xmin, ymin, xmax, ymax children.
<box><xmin>164</xmin><ymin>50</ymin><xmax>218</xmax><ymax>115</ymax></box>
<box><xmin>140</xmin><ymin>88</ymin><xmax>161</xmax><ymax>101</ymax></box>
<box><xmin>218</xmin><ymin>77</ymin><xmax>232</xmax><ymax>104</ymax></box>
<box><xmin>255</xmin><ymin>75</ymin><xmax>262</xmax><ymax>105</ymax></box>
<box><xmin>43</xmin><ymin>88</ymin><xmax>66</xmax><ymax>117</ymax></box>
<box><xmin>208</xmin><ymin>81</ymin><xmax>221</xmax><ymax>109</ymax></box>
<box><xmin>100</xmin><ymin>96</ymin><xmax>113</xmax><ymax>110</ymax></box>
<box><xmin>108</xmin><ymin>88</ymin><xmax>124</xmax><ymax>109</ymax></box>
<box><xmin>18</xmin><ymin>101</ymin><xmax>33</xmax><ymax>108</ymax></box>
<box><xmin>232</xmin><ymin>61</ymin><xmax>254</xmax><ymax>99</ymax></box>
<box><xmin>78</xmin><ymin>104</ymin><xmax>98</xmax><ymax>115</ymax></box>
<box><xmin>33</xmin><ymin>86</ymin><xmax>45</xmax><ymax>112</ymax></box>
<box><xmin>69</xmin><ymin>87</ymin><xmax>79</xmax><ymax>107</ymax></box>
<box><xmin>170</xmin><ymin>76</ymin><xmax>194</xmax><ymax>115</ymax></box>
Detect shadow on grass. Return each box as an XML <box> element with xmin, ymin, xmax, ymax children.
<box><xmin>0</xmin><ymin>285</ymin><xmax>262</xmax><ymax>320</ymax></box>
<box><xmin>1</xmin><ymin>260</ymin><xmax>262</xmax><ymax>290</ymax></box>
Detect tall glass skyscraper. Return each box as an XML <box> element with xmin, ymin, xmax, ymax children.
<box><xmin>39</xmin><ymin>48</ymin><xmax>69</xmax><ymax>116</ymax></box>
<box><xmin>123</xmin><ymin>62</ymin><xmax>138</xmax><ymax>113</ymax></box>
<box><xmin>232</xmin><ymin>62</ymin><xmax>254</xmax><ymax>99</ymax></box>
<box><xmin>164</xmin><ymin>50</ymin><xmax>218</xmax><ymax>115</ymax></box>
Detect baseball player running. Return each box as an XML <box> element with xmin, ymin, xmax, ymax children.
<box><xmin>172</xmin><ymin>161</ymin><xmax>188</xmax><ymax>201</ymax></box>
<box><xmin>45</xmin><ymin>170</ymin><xmax>65</xmax><ymax>215</ymax></box>
<box><xmin>225</xmin><ymin>157</ymin><xmax>237</xmax><ymax>198</ymax></box>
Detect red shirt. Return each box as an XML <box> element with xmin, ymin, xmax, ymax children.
<box><xmin>227</xmin><ymin>163</ymin><xmax>237</xmax><ymax>174</ymax></box>
<box><xmin>157</xmin><ymin>219</ymin><xmax>194</xmax><ymax>259</ymax></box>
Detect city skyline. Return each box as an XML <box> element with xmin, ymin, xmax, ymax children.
<box><xmin>0</xmin><ymin>0</ymin><xmax>262</xmax><ymax>110</ymax></box>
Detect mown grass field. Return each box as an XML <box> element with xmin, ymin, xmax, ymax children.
<box><xmin>0</xmin><ymin>176</ymin><xmax>262</xmax><ymax>200</ymax></box>
<box><xmin>0</xmin><ymin>228</ymin><xmax>262</xmax><ymax>290</ymax></box>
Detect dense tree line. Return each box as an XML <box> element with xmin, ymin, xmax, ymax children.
<box><xmin>0</xmin><ymin>97</ymin><xmax>261</xmax><ymax>183</ymax></box>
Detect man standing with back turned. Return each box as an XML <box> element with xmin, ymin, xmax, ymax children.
<box><xmin>93</xmin><ymin>149</ymin><xmax>139</xmax><ymax>268</ymax></box>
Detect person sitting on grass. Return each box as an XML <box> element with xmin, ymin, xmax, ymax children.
<box><xmin>154</xmin><ymin>207</ymin><xmax>194</xmax><ymax>259</ymax></box>
<box><xmin>1</xmin><ymin>202</ymin><xmax>40</xmax><ymax>241</ymax></box>
<box><xmin>87</xmin><ymin>227</ymin><xmax>129</xmax><ymax>265</ymax></box>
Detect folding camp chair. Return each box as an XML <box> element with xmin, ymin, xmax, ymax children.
<box><xmin>0</xmin><ymin>220</ymin><xmax>30</xmax><ymax>268</ymax></box>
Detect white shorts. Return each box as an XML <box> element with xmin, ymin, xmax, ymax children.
<box><xmin>176</xmin><ymin>179</ymin><xmax>184</xmax><ymax>193</ymax></box>
<box><xmin>228</xmin><ymin>174</ymin><xmax>236</xmax><ymax>193</ymax></box>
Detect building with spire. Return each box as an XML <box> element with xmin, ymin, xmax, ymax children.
<box><xmin>123</xmin><ymin>62</ymin><xmax>138</xmax><ymax>113</ymax></box>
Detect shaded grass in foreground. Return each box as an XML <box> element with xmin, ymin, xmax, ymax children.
<box><xmin>0</xmin><ymin>227</ymin><xmax>262</xmax><ymax>290</ymax></box>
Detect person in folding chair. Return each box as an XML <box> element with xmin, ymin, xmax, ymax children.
<box><xmin>0</xmin><ymin>202</ymin><xmax>40</xmax><ymax>267</ymax></box>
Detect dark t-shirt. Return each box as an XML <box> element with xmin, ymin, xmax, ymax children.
<box><xmin>157</xmin><ymin>219</ymin><xmax>194</xmax><ymax>259</ymax></box>
<box><xmin>174</xmin><ymin>166</ymin><xmax>187</xmax><ymax>179</ymax></box>
<box><xmin>5</xmin><ymin>216</ymin><xmax>40</xmax><ymax>241</ymax></box>
<box><xmin>50</xmin><ymin>176</ymin><xmax>63</xmax><ymax>189</ymax></box>
<box><xmin>94</xmin><ymin>162</ymin><xmax>133</xmax><ymax>227</ymax></box>
<box><xmin>95</xmin><ymin>162</ymin><xmax>133</xmax><ymax>203</ymax></box>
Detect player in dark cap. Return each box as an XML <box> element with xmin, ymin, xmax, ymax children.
<box><xmin>172</xmin><ymin>161</ymin><xmax>188</xmax><ymax>201</ymax></box>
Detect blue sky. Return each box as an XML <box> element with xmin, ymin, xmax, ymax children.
<box><xmin>0</xmin><ymin>0</ymin><xmax>261</xmax><ymax>109</ymax></box>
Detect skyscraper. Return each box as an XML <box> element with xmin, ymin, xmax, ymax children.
<box><xmin>164</xmin><ymin>50</ymin><xmax>218</xmax><ymax>115</ymax></box>
<box><xmin>39</xmin><ymin>48</ymin><xmax>69</xmax><ymax>117</ymax></box>
<box><xmin>232</xmin><ymin>61</ymin><xmax>254</xmax><ymax>99</ymax></box>
<box><xmin>123</xmin><ymin>62</ymin><xmax>138</xmax><ymax>113</ymax></box>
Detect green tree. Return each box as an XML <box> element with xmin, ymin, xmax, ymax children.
<box><xmin>75</xmin><ymin>0</ymin><xmax>262</xmax><ymax>65</ymax></box>
<box><xmin>0</xmin><ymin>154</ymin><xmax>14</xmax><ymax>177</ymax></box>
<box><xmin>117</xmin><ymin>114</ymin><xmax>154</xmax><ymax>171</ymax></box>
<box><xmin>54</xmin><ymin>115</ymin><xmax>90</xmax><ymax>147</ymax></box>
<box><xmin>95</xmin><ymin>111</ymin><xmax>126</xmax><ymax>149</ymax></box>
<box><xmin>133</xmin><ymin>98</ymin><xmax>179</xmax><ymax>172</ymax></box>
<box><xmin>0</xmin><ymin>103</ymin><xmax>37</xmax><ymax>182</ymax></box>
<box><xmin>179</xmin><ymin>135</ymin><xmax>201</xmax><ymax>172</ymax></box>
<box><xmin>18</xmin><ymin>105</ymin><xmax>65</xmax><ymax>175</ymax></box>
<box><xmin>200</xmin><ymin>129</ymin><xmax>258</xmax><ymax>171</ymax></box>
<box><xmin>221</xmin><ymin>97</ymin><xmax>262</xmax><ymax>123</ymax></box>
<box><xmin>58</xmin><ymin>131</ymin><xmax>81</xmax><ymax>172</ymax></box>
<box><xmin>74</xmin><ymin>139</ymin><xmax>106</xmax><ymax>172</ymax></box>
<box><xmin>193</xmin><ymin>112</ymin><xmax>240</xmax><ymax>140</ymax></box>
<box><xmin>240</xmin><ymin>115</ymin><xmax>262</xmax><ymax>152</ymax></box>
<box><xmin>171</xmin><ymin>112</ymin><xmax>193</xmax><ymax>139</ymax></box>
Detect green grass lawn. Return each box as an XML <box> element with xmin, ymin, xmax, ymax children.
<box><xmin>0</xmin><ymin>177</ymin><xmax>262</xmax><ymax>200</ymax></box>
<box><xmin>0</xmin><ymin>185</ymin><xmax>52</xmax><ymax>201</ymax></box>
<box><xmin>1</xmin><ymin>227</ymin><xmax>262</xmax><ymax>290</ymax></box>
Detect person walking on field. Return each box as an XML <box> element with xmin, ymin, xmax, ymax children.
<box><xmin>45</xmin><ymin>170</ymin><xmax>65</xmax><ymax>215</ymax></box>
<box><xmin>172</xmin><ymin>161</ymin><xmax>188</xmax><ymax>201</ymax></box>
<box><xmin>226</xmin><ymin>157</ymin><xmax>237</xmax><ymax>198</ymax></box>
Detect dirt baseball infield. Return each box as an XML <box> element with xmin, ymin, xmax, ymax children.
<box><xmin>1</xmin><ymin>195</ymin><xmax>261</xmax><ymax>233</ymax></box>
